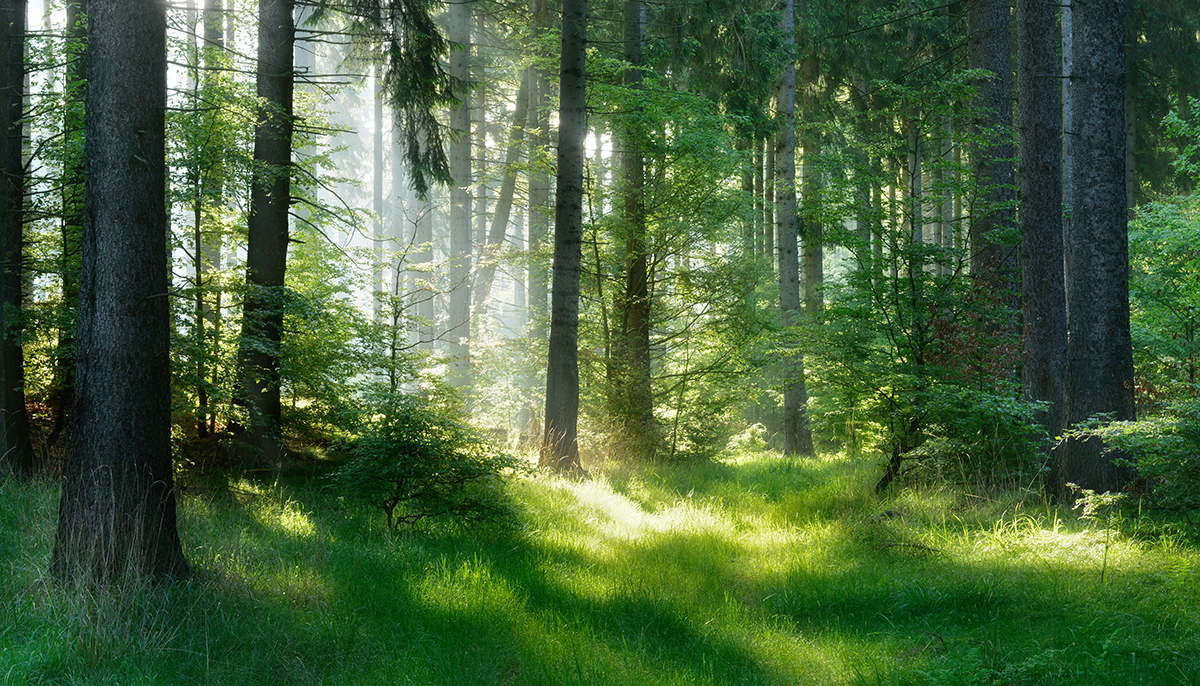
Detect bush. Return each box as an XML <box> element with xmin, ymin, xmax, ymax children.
<box><xmin>1067</xmin><ymin>400</ymin><xmax>1200</xmax><ymax>512</ymax></box>
<box><xmin>327</xmin><ymin>389</ymin><xmax>529</xmax><ymax>528</ymax></box>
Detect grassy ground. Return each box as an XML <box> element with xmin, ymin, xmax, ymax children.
<box><xmin>2</xmin><ymin>450</ymin><xmax>1198</xmax><ymax>685</ymax></box>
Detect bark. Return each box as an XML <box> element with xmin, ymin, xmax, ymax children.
<box><xmin>446</xmin><ymin>0</ymin><xmax>471</xmax><ymax>387</ymax></box>
<box><xmin>1017</xmin><ymin>0</ymin><xmax>1066</xmax><ymax>439</ymax></box>
<box><xmin>541</xmin><ymin>0</ymin><xmax>586</xmax><ymax>474</ymax></box>
<box><xmin>51</xmin><ymin>0</ymin><xmax>188</xmax><ymax>583</ymax></box>
<box><xmin>775</xmin><ymin>0</ymin><xmax>813</xmax><ymax>456</ymax></box>
<box><xmin>237</xmin><ymin>0</ymin><xmax>293</xmax><ymax>466</ymax></box>
<box><xmin>612</xmin><ymin>0</ymin><xmax>653</xmax><ymax>461</ymax></box>
<box><xmin>967</xmin><ymin>0</ymin><xmax>1016</xmax><ymax>289</ymax></box>
<box><xmin>1051</xmin><ymin>0</ymin><xmax>1135</xmax><ymax>496</ymax></box>
<box><xmin>0</xmin><ymin>0</ymin><xmax>31</xmax><ymax>475</ymax></box>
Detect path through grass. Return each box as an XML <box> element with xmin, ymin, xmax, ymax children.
<box><xmin>2</xmin><ymin>451</ymin><xmax>1198</xmax><ymax>684</ymax></box>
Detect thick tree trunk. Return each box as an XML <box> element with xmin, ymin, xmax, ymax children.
<box><xmin>775</xmin><ymin>0</ymin><xmax>813</xmax><ymax>456</ymax></box>
<box><xmin>612</xmin><ymin>0</ymin><xmax>653</xmax><ymax>461</ymax></box>
<box><xmin>541</xmin><ymin>0</ymin><xmax>586</xmax><ymax>474</ymax></box>
<box><xmin>967</xmin><ymin>0</ymin><xmax>1016</xmax><ymax>288</ymax></box>
<box><xmin>1017</xmin><ymin>0</ymin><xmax>1066</xmax><ymax>439</ymax></box>
<box><xmin>51</xmin><ymin>0</ymin><xmax>187</xmax><ymax>583</ymax></box>
<box><xmin>237</xmin><ymin>0</ymin><xmax>293</xmax><ymax>466</ymax></box>
<box><xmin>0</xmin><ymin>0</ymin><xmax>31</xmax><ymax>475</ymax></box>
<box><xmin>1051</xmin><ymin>0</ymin><xmax>1135</xmax><ymax>496</ymax></box>
<box><xmin>446</xmin><ymin>0</ymin><xmax>472</xmax><ymax>387</ymax></box>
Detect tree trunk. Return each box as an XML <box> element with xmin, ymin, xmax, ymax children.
<box><xmin>0</xmin><ymin>0</ymin><xmax>31</xmax><ymax>475</ymax></box>
<box><xmin>541</xmin><ymin>0</ymin><xmax>586</xmax><ymax>474</ymax></box>
<box><xmin>967</xmin><ymin>0</ymin><xmax>1016</xmax><ymax>289</ymax></box>
<box><xmin>764</xmin><ymin>138</ymin><xmax>774</xmax><ymax>266</ymax></box>
<box><xmin>51</xmin><ymin>0</ymin><xmax>188</xmax><ymax>583</ymax></box>
<box><xmin>775</xmin><ymin>0</ymin><xmax>813</xmax><ymax>456</ymax></box>
<box><xmin>1051</xmin><ymin>0</ymin><xmax>1135</xmax><ymax>496</ymax></box>
<box><xmin>612</xmin><ymin>0</ymin><xmax>653</xmax><ymax>461</ymax></box>
<box><xmin>237</xmin><ymin>0</ymin><xmax>293</xmax><ymax>466</ymax></box>
<box><xmin>446</xmin><ymin>0</ymin><xmax>472</xmax><ymax>387</ymax></box>
<box><xmin>1017</xmin><ymin>0</ymin><xmax>1066</xmax><ymax>439</ymax></box>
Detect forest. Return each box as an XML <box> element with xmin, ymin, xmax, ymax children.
<box><xmin>2</xmin><ymin>0</ymin><xmax>1200</xmax><ymax>683</ymax></box>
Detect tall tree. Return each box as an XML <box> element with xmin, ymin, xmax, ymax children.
<box><xmin>1051</xmin><ymin>0</ymin><xmax>1136</xmax><ymax>495</ymax></box>
<box><xmin>0</xmin><ymin>0</ymin><xmax>31</xmax><ymax>475</ymax></box>
<box><xmin>51</xmin><ymin>0</ymin><xmax>188</xmax><ymax>582</ymax></box>
<box><xmin>611</xmin><ymin>0</ymin><xmax>654</xmax><ymax>460</ymax></box>
<box><xmin>775</xmin><ymin>0</ymin><xmax>813</xmax><ymax>456</ymax></box>
<box><xmin>967</xmin><ymin>0</ymin><xmax>1016</xmax><ymax>288</ymax></box>
<box><xmin>237</xmin><ymin>0</ymin><xmax>293</xmax><ymax>466</ymax></box>
<box><xmin>541</xmin><ymin>0</ymin><xmax>586</xmax><ymax>474</ymax></box>
<box><xmin>1016</xmin><ymin>0</ymin><xmax>1066</xmax><ymax>439</ymax></box>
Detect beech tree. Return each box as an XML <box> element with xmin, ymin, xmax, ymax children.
<box><xmin>51</xmin><ymin>0</ymin><xmax>188</xmax><ymax>582</ymax></box>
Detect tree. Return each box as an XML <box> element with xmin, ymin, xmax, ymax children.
<box><xmin>237</xmin><ymin>0</ymin><xmax>294</xmax><ymax>466</ymax></box>
<box><xmin>541</xmin><ymin>0</ymin><xmax>586</xmax><ymax>474</ymax></box>
<box><xmin>1051</xmin><ymin>0</ymin><xmax>1136</xmax><ymax>495</ymax></box>
<box><xmin>51</xmin><ymin>0</ymin><xmax>188</xmax><ymax>582</ymax></box>
<box><xmin>1016</xmin><ymin>0</ymin><xmax>1066</xmax><ymax>438</ymax></box>
<box><xmin>775</xmin><ymin>0</ymin><xmax>813</xmax><ymax>456</ymax></box>
<box><xmin>610</xmin><ymin>0</ymin><xmax>655</xmax><ymax>461</ymax></box>
<box><xmin>967</xmin><ymin>0</ymin><xmax>1016</xmax><ymax>291</ymax></box>
<box><xmin>0</xmin><ymin>0</ymin><xmax>32</xmax><ymax>475</ymax></box>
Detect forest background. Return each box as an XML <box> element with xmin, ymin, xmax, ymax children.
<box><xmin>0</xmin><ymin>0</ymin><xmax>1199</xmax><ymax>682</ymax></box>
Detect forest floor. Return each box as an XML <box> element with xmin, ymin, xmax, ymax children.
<box><xmin>2</xmin><ymin>449</ymin><xmax>1199</xmax><ymax>685</ymax></box>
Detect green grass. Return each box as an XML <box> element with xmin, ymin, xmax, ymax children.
<box><xmin>2</xmin><ymin>451</ymin><xmax>1199</xmax><ymax>685</ymax></box>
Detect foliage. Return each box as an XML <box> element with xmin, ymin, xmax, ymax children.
<box><xmin>1063</xmin><ymin>400</ymin><xmax>1200</xmax><ymax>512</ymax></box>
<box><xmin>327</xmin><ymin>386</ymin><xmax>529</xmax><ymax>528</ymax></box>
<box><xmin>1128</xmin><ymin>192</ymin><xmax>1200</xmax><ymax>407</ymax></box>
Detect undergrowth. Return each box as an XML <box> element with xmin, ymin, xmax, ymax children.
<box><xmin>2</xmin><ymin>449</ymin><xmax>1198</xmax><ymax>685</ymax></box>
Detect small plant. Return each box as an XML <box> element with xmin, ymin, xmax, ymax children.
<box><xmin>327</xmin><ymin>388</ymin><xmax>529</xmax><ymax>529</ymax></box>
<box><xmin>1070</xmin><ymin>483</ymin><xmax>1127</xmax><ymax>585</ymax></box>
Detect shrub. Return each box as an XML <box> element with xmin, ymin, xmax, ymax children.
<box><xmin>327</xmin><ymin>389</ymin><xmax>529</xmax><ymax>528</ymax></box>
<box><xmin>1066</xmin><ymin>400</ymin><xmax>1200</xmax><ymax>512</ymax></box>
